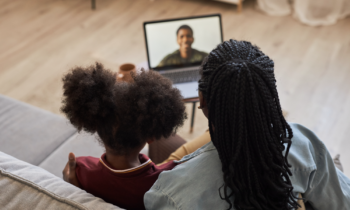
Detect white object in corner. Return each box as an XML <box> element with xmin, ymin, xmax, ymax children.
<box><xmin>214</xmin><ymin>0</ymin><xmax>243</xmax><ymax>12</ymax></box>
<box><xmin>215</xmin><ymin>0</ymin><xmax>239</xmax><ymax>4</ymax></box>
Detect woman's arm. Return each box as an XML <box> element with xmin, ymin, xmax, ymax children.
<box><xmin>304</xmin><ymin>147</ymin><xmax>350</xmax><ymax>209</ymax></box>
<box><xmin>296</xmin><ymin>125</ymin><xmax>350</xmax><ymax>209</ymax></box>
<box><xmin>144</xmin><ymin>186</ymin><xmax>179</xmax><ymax>210</ymax></box>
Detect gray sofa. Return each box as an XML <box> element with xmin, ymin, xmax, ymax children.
<box><xmin>0</xmin><ymin>94</ymin><xmax>339</xmax><ymax>210</ymax></box>
<box><xmin>0</xmin><ymin>151</ymin><xmax>122</xmax><ymax>210</ymax></box>
<box><xmin>0</xmin><ymin>94</ymin><xmax>151</xmax><ymax>209</ymax></box>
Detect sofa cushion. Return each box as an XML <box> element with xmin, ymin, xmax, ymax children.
<box><xmin>39</xmin><ymin>131</ymin><xmax>149</xmax><ymax>177</ymax></box>
<box><xmin>0</xmin><ymin>151</ymin><xmax>123</xmax><ymax>210</ymax></box>
<box><xmin>38</xmin><ymin>132</ymin><xmax>104</xmax><ymax>177</ymax></box>
<box><xmin>0</xmin><ymin>94</ymin><xmax>76</xmax><ymax>165</ymax></box>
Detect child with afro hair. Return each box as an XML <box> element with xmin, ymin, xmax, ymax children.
<box><xmin>61</xmin><ymin>62</ymin><xmax>187</xmax><ymax>210</ymax></box>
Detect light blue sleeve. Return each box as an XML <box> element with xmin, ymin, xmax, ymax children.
<box><xmin>144</xmin><ymin>186</ymin><xmax>179</xmax><ymax>210</ymax></box>
<box><xmin>295</xmin><ymin>124</ymin><xmax>350</xmax><ymax>209</ymax></box>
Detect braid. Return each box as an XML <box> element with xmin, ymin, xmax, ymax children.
<box><xmin>198</xmin><ymin>40</ymin><xmax>299</xmax><ymax>210</ymax></box>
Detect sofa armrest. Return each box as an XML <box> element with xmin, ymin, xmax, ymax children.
<box><xmin>0</xmin><ymin>151</ymin><xmax>124</xmax><ymax>210</ymax></box>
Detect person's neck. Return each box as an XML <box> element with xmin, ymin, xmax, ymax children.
<box><xmin>104</xmin><ymin>148</ymin><xmax>142</xmax><ymax>170</ymax></box>
<box><xmin>180</xmin><ymin>49</ymin><xmax>192</xmax><ymax>59</ymax></box>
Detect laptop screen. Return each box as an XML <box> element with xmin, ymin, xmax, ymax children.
<box><xmin>144</xmin><ymin>14</ymin><xmax>223</xmax><ymax>70</ymax></box>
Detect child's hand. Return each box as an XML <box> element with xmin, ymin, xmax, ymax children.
<box><xmin>62</xmin><ymin>152</ymin><xmax>81</xmax><ymax>188</ymax></box>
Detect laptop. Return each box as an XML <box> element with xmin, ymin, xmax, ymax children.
<box><xmin>143</xmin><ymin>14</ymin><xmax>223</xmax><ymax>99</ymax></box>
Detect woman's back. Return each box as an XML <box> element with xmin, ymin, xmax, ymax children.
<box><xmin>144</xmin><ymin>123</ymin><xmax>350</xmax><ymax>210</ymax></box>
<box><xmin>145</xmin><ymin>40</ymin><xmax>350</xmax><ymax>209</ymax></box>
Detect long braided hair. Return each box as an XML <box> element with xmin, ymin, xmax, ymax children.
<box><xmin>198</xmin><ymin>40</ymin><xmax>299</xmax><ymax>210</ymax></box>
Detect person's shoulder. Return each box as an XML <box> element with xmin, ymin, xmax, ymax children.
<box><xmin>289</xmin><ymin>123</ymin><xmax>322</xmax><ymax>142</ymax></box>
<box><xmin>75</xmin><ymin>156</ymin><xmax>101</xmax><ymax>187</ymax></box>
<box><xmin>192</xmin><ymin>48</ymin><xmax>209</xmax><ymax>57</ymax></box>
<box><xmin>289</xmin><ymin>122</ymin><xmax>326</xmax><ymax>150</ymax></box>
<box><xmin>153</xmin><ymin>143</ymin><xmax>222</xmax><ymax>190</ymax></box>
<box><xmin>287</xmin><ymin>122</ymin><xmax>323</xmax><ymax>172</ymax></box>
<box><xmin>157</xmin><ymin>50</ymin><xmax>181</xmax><ymax>67</ymax></box>
<box><xmin>145</xmin><ymin>143</ymin><xmax>230</xmax><ymax>209</ymax></box>
<box><xmin>162</xmin><ymin>50</ymin><xmax>180</xmax><ymax>60</ymax></box>
<box><xmin>76</xmin><ymin>156</ymin><xmax>100</xmax><ymax>169</ymax></box>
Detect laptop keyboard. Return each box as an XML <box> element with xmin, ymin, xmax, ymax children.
<box><xmin>162</xmin><ymin>69</ymin><xmax>201</xmax><ymax>84</ymax></box>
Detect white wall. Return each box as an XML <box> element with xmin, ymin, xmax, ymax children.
<box><xmin>145</xmin><ymin>16</ymin><xmax>222</xmax><ymax>68</ymax></box>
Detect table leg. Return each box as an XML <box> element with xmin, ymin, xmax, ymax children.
<box><xmin>237</xmin><ymin>0</ymin><xmax>242</xmax><ymax>13</ymax></box>
<box><xmin>91</xmin><ymin>0</ymin><xmax>96</xmax><ymax>10</ymax></box>
<box><xmin>190</xmin><ymin>101</ymin><xmax>196</xmax><ymax>133</ymax></box>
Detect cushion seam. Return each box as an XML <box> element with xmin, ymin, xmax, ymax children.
<box><xmin>0</xmin><ymin>167</ymin><xmax>88</xmax><ymax>210</ymax></box>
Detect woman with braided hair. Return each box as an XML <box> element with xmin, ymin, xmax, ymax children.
<box><xmin>196</xmin><ymin>40</ymin><xmax>298</xmax><ymax>209</ymax></box>
<box><xmin>144</xmin><ymin>40</ymin><xmax>350</xmax><ymax>210</ymax></box>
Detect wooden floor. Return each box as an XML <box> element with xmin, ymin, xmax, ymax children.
<box><xmin>1</xmin><ymin>0</ymin><xmax>350</xmax><ymax>175</ymax></box>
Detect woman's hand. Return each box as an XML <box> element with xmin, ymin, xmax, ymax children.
<box><xmin>62</xmin><ymin>152</ymin><xmax>81</xmax><ymax>188</ymax></box>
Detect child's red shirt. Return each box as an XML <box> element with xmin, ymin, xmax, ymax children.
<box><xmin>76</xmin><ymin>153</ymin><xmax>177</xmax><ymax>210</ymax></box>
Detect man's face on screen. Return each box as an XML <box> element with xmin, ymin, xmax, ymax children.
<box><xmin>177</xmin><ymin>29</ymin><xmax>194</xmax><ymax>56</ymax></box>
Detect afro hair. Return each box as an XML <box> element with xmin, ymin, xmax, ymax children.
<box><xmin>61</xmin><ymin>62</ymin><xmax>187</xmax><ymax>154</ymax></box>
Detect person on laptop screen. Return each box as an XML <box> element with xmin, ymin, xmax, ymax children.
<box><xmin>157</xmin><ymin>25</ymin><xmax>208</xmax><ymax>67</ymax></box>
